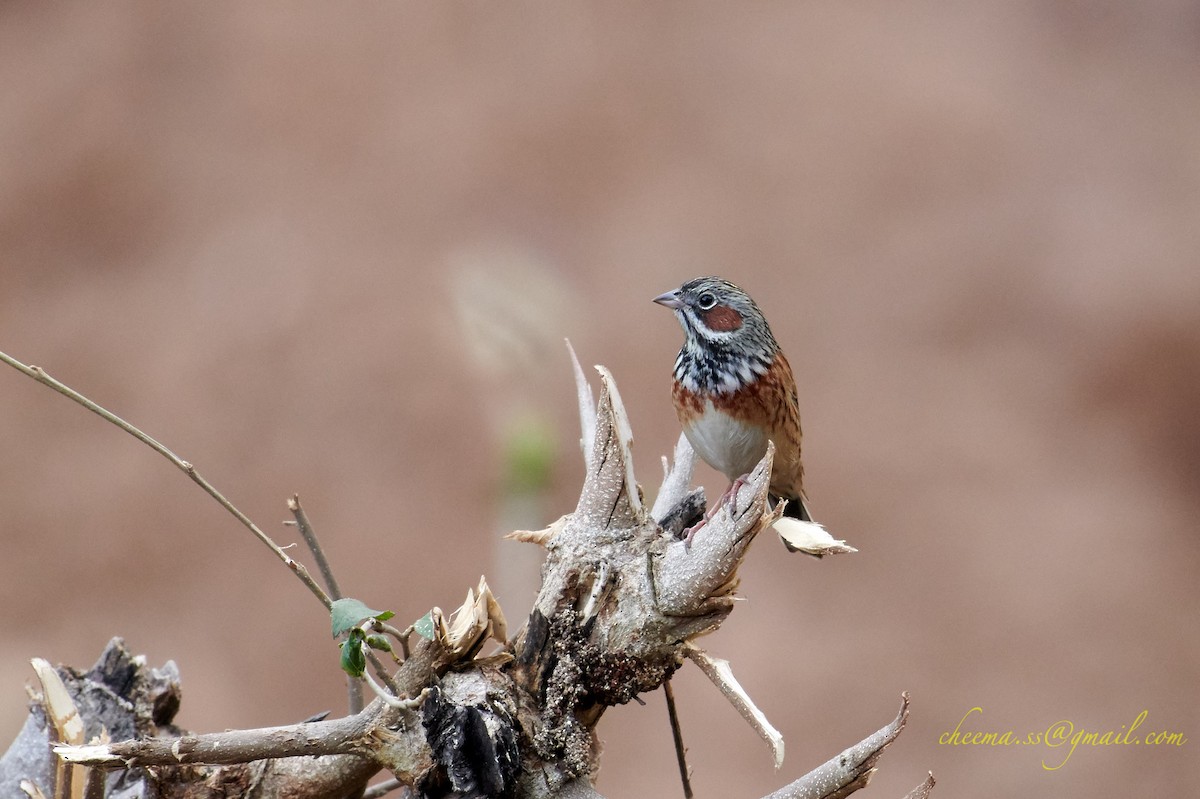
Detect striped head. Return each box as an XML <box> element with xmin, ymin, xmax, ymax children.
<box><xmin>653</xmin><ymin>277</ymin><xmax>780</xmax><ymax>395</ymax></box>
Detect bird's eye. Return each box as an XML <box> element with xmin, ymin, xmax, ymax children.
<box><xmin>697</xmin><ymin>292</ymin><xmax>717</xmax><ymax>310</ymax></box>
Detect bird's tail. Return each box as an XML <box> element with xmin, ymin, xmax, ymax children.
<box><xmin>780</xmin><ymin>494</ymin><xmax>814</xmax><ymax>523</ymax></box>
<box><xmin>770</xmin><ymin>495</ymin><xmax>856</xmax><ymax>557</ymax></box>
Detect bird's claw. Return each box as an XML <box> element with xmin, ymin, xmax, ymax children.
<box><xmin>725</xmin><ymin>475</ymin><xmax>749</xmax><ymax>516</ymax></box>
<box><xmin>682</xmin><ymin>474</ymin><xmax>752</xmax><ymax>552</ymax></box>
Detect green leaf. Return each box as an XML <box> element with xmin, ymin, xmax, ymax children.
<box><xmin>365</xmin><ymin>635</ymin><xmax>392</xmax><ymax>653</ymax></box>
<box><xmin>339</xmin><ymin>630</ymin><xmax>366</xmax><ymax>677</ymax></box>
<box><xmin>413</xmin><ymin>611</ymin><xmax>435</xmax><ymax>640</ymax></box>
<box><xmin>331</xmin><ymin>598</ymin><xmax>392</xmax><ymax>637</ymax></box>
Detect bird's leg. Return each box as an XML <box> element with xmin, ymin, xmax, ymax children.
<box><xmin>683</xmin><ymin>500</ymin><xmax>726</xmax><ymax>548</ymax></box>
<box><xmin>682</xmin><ymin>477</ymin><xmax>748</xmax><ymax>550</ymax></box>
<box><xmin>725</xmin><ymin>475</ymin><xmax>749</xmax><ymax>516</ymax></box>
<box><xmin>682</xmin><ymin>489</ymin><xmax>726</xmax><ymax>548</ymax></box>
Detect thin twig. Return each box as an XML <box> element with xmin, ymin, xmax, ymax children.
<box><xmin>663</xmin><ymin>678</ymin><xmax>693</xmax><ymax>799</ymax></box>
<box><xmin>0</xmin><ymin>350</ymin><xmax>333</xmax><ymax>611</ymax></box>
<box><xmin>359</xmin><ymin>619</ymin><xmax>406</xmax><ymax>666</ymax></box>
<box><xmin>0</xmin><ymin>353</ymin><xmax>411</xmax><ymax>710</ymax></box>
<box><xmin>684</xmin><ymin>644</ymin><xmax>784</xmax><ymax>768</ymax></box>
<box><xmin>362</xmin><ymin>777</ymin><xmax>411</xmax><ymax>799</ymax></box>
<box><xmin>346</xmin><ymin>669</ymin><xmax>365</xmax><ymax>715</ymax></box>
<box><xmin>363</xmin><ymin>671</ymin><xmax>425</xmax><ymax>710</ymax></box>
<box><xmin>285</xmin><ymin>495</ymin><xmax>363</xmax><ymax>713</ymax></box>
<box><xmin>376</xmin><ymin>620</ymin><xmax>408</xmax><ymax>642</ymax></box>
<box><xmin>287</xmin><ymin>495</ymin><xmax>344</xmax><ymax>599</ymax></box>
<box><xmin>395</xmin><ymin>625</ymin><xmax>413</xmax><ymax>660</ymax></box>
<box><xmin>360</xmin><ymin>622</ymin><xmax>404</xmax><ymax>667</ymax></box>
<box><xmin>366</xmin><ymin>651</ymin><xmax>401</xmax><ymax>697</ymax></box>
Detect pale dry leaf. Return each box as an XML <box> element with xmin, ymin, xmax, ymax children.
<box><xmin>773</xmin><ymin>518</ymin><xmax>856</xmax><ymax>556</ymax></box>
<box><xmin>443</xmin><ymin>578</ymin><xmax>509</xmax><ymax>657</ymax></box>
<box><xmin>445</xmin><ymin>589</ymin><xmax>482</xmax><ymax>657</ymax></box>
<box><xmin>478</xmin><ymin>575</ymin><xmax>509</xmax><ymax>643</ymax></box>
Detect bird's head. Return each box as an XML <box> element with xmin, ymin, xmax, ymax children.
<box><xmin>653</xmin><ymin>276</ymin><xmax>776</xmax><ymax>352</ymax></box>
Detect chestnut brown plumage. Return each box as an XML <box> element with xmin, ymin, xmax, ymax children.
<box><xmin>655</xmin><ymin>277</ymin><xmax>843</xmax><ymax>555</ymax></box>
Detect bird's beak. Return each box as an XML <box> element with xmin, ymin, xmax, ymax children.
<box><xmin>653</xmin><ymin>290</ymin><xmax>684</xmax><ymax>309</ymax></box>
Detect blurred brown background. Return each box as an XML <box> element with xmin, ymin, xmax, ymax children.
<box><xmin>2</xmin><ymin>3</ymin><xmax>1198</xmax><ymax>797</ymax></box>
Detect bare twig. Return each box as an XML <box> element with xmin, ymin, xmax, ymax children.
<box><xmin>395</xmin><ymin>625</ymin><xmax>413</xmax><ymax>660</ymax></box>
<box><xmin>347</xmin><ymin>673</ymin><xmax>367</xmax><ymax>716</ymax></box>
<box><xmin>359</xmin><ymin>618</ymin><xmax>408</xmax><ymax>664</ymax></box>
<box><xmin>1</xmin><ymin>355</ymin><xmax>419</xmax><ymax>723</ymax></box>
<box><xmin>375</xmin><ymin>620</ymin><xmax>408</xmax><ymax>643</ymax></box>
<box><xmin>362</xmin><ymin>642</ymin><xmax>402</xmax><ymax>696</ymax></box>
<box><xmin>363</xmin><ymin>672</ymin><xmax>422</xmax><ymax>709</ymax></box>
<box><xmin>287</xmin><ymin>495</ymin><xmax>344</xmax><ymax>599</ymax></box>
<box><xmin>0</xmin><ymin>350</ymin><xmax>332</xmax><ymax>610</ymax></box>
<box><xmin>57</xmin><ymin>713</ymin><xmax>381</xmax><ymax>768</ymax></box>
<box><xmin>362</xmin><ymin>778</ymin><xmax>410</xmax><ymax>799</ymax></box>
<box><xmin>684</xmin><ymin>645</ymin><xmax>784</xmax><ymax>769</ymax></box>
<box><xmin>663</xmin><ymin>679</ymin><xmax>693</xmax><ymax>799</ymax></box>
<box><xmin>285</xmin><ymin>495</ymin><xmax>363</xmax><ymax>714</ymax></box>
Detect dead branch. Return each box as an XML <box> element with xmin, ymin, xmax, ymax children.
<box><xmin>901</xmin><ymin>773</ymin><xmax>936</xmax><ymax>799</ymax></box>
<box><xmin>0</xmin><ymin>348</ymin><xmax>930</xmax><ymax>798</ymax></box>
<box><xmin>662</xmin><ymin>679</ymin><xmax>693</xmax><ymax>799</ymax></box>
<box><xmin>762</xmin><ymin>694</ymin><xmax>910</xmax><ymax>799</ymax></box>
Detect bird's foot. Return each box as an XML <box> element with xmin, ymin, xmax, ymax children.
<box><xmin>682</xmin><ymin>518</ymin><xmax>706</xmax><ymax>551</ymax></box>
<box><xmin>724</xmin><ymin>475</ymin><xmax>750</xmax><ymax>516</ymax></box>
<box><xmin>682</xmin><ymin>475</ymin><xmax>751</xmax><ymax>551</ymax></box>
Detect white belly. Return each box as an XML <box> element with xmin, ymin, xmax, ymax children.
<box><xmin>684</xmin><ymin>401</ymin><xmax>768</xmax><ymax>481</ymax></box>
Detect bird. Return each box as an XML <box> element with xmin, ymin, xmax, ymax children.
<box><xmin>653</xmin><ymin>276</ymin><xmax>851</xmax><ymax>556</ymax></box>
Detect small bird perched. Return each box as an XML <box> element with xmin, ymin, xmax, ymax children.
<box><xmin>654</xmin><ymin>277</ymin><xmax>850</xmax><ymax>556</ymax></box>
